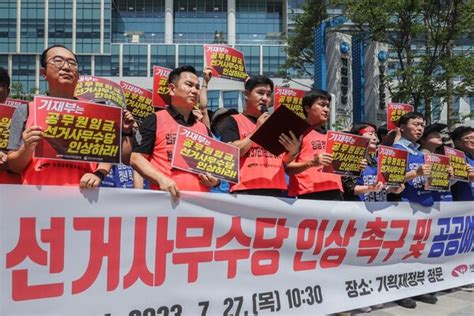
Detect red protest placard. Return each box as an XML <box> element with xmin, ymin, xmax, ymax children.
<box><xmin>120</xmin><ymin>81</ymin><xmax>154</xmax><ymax>122</ymax></box>
<box><xmin>33</xmin><ymin>96</ymin><xmax>122</xmax><ymax>164</ymax></box>
<box><xmin>322</xmin><ymin>131</ymin><xmax>369</xmax><ymax>176</ymax></box>
<box><xmin>152</xmin><ymin>66</ymin><xmax>172</xmax><ymax>108</ymax></box>
<box><xmin>204</xmin><ymin>45</ymin><xmax>247</xmax><ymax>82</ymax></box>
<box><xmin>387</xmin><ymin>103</ymin><xmax>414</xmax><ymax>130</ymax></box>
<box><xmin>172</xmin><ymin>125</ymin><xmax>239</xmax><ymax>183</ymax></box>
<box><xmin>75</xmin><ymin>76</ymin><xmax>126</xmax><ymax>108</ymax></box>
<box><xmin>376</xmin><ymin>145</ymin><xmax>408</xmax><ymax>186</ymax></box>
<box><xmin>0</xmin><ymin>104</ymin><xmax>16</xmax><ymax>150</ymax></box>
<box><xmin>424</xmin><ymin>153</ymin><xmax>450</xmax><ymax>191</ymax></box>
<box><xmin>444</xmin><ymin>146</ymin><xmax>469</xmax><ymax>182</ymax></box>
<box><xmin>5</xmin><ymin>98</ymin><xmax>29</xmax><ymax>108</ymax></box>
<box><xmin>274</xmin><ymin>86</ymin><xmax>306</xmax><ymax>120</ymax></box>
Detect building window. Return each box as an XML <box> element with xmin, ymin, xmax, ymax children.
<box><xmin>0</xmin><ymin>2</ymin><xmax>17</xmax><ymax>52</ymax></box>
<box><xmin>122</xmin><ymin>44</ymin><xmax>148</xmax><ymax>76</ymax></box>
<box><xmin>150</xmin><ymin>45</ymin><xmax>176</xmax><ymax>74</ymax></box>
<box><xmin>104</xmin><ymin>0</ymin><xmax>112</xmax><ymax>53</ymax></box>
<box><xmin>178</xmin><ymin>45</ymin><xmax>203</xmax><ymax>73</ymax></box>
<box><xmin>206</xmin><ymin>90</ymin><xmax>220</xmax><ymax>112</ymax></box>
<box><xmin>223</xmin><ymin>91</ymin><xmax>239</xmax><ymax>110</ymax></box>
<box><xmin>236</xmin><ymin>45</ymin><xmax>260</xmax><ymax>75</ymax></box>
<box><xmin>76</xmin><ymin>0</ymin><xmax>104</xmax><ymax>54</ymax></box>
<box><xmin>95</xmin><ymin>56</ymin><xmax>112</xmax><ymax>76</ymax></box>
<box><xmin>12</xmin><ymin>55</ymin><xmax>37</xmax><ymax>93</ymax></box>
<box><xmin>431</xmin><ymin>97</ymin><xmax>442</xmax><ymax>121</ymax></box>
<box><xmin>236</xmin><ymin>0</ymin><xmax>283</xmax><ymax>44</ymax></box>
<box><xmin>112</xmin><ymin>0</ymin><xmax>165</xmax><ymax>44</ymax></box>
<box><xmin>48</xmin><ymin>0</ymin><xmax>73</xmax><ymax>49</ymax></box>
<box><xmin>77</xmin><ymin>55</ymin><xmax>92</xmax><ymax>75</ymax></box>
<box><xmin>111</xmin><ymin>44</ymin><xmax>120</xmax><ymax>76</ymax></box>
<box><xmin>20</xmin><ymin>1</ymin><xmax>45</xmax><ymax>53</ymax></box>
<box><xmin>0</xmin><ymin>55</ymin><xmax>8</xmax><ymax>70</ymax></box>
<box><xmin>174</xmin><ymin>0</ymin><xmax>227</xmax><ymax>44</ymax></box>
<box><xmin>262</xmin><ymin>45</ymin><xmax>286</xmax><ymax>77</ymax></box>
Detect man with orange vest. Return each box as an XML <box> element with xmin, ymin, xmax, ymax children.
<box><xmin>130</xmin><ymin>65</ymin><xmax>219</xmax><ymax>201</ymax></box>
<box><xmin>218</xmin><ymin>75</ymin><xmax>301</xmax><ymax>197</ymax></box>
<box><xmin>0</xmin><ymin>66</ymin><xmax>22</xmax><ymax>184</ymax></box>
<box><xmin>6</xmin><ymin>45</ymin><xmax>118</xmax><ymax>187</ymax></box>
<box><xmin>285</xmin><ymin>89</ymin><xmax>344</xmax><ymax>200</ymax></box>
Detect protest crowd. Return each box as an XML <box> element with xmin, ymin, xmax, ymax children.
<box><xmin>0</xmin><ymin>44</ymin><xmax>473</xmax><ymax>315</ymax></box>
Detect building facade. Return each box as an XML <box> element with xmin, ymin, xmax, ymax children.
<box><xmin>0</xmin><ymin>0</ymin><xmax>312</xmax><ymax>112</ymax></box>
<box><xmin>1</xmin><ymin>1</ymin><xmax>471</xmax><ymax>121</ymax></box>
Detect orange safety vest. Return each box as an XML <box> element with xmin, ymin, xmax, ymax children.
<box><xmin>21</xmin><ymin>102</ymin><xmax>96</xmax><ymax>185</ymax></box>
<box><xmin>230</xmin><ymin>114</ymin><xmax>286</xmax><ymax>192</ymax></box>
<box><xmin>0</xmin><ymin>169</ymin><xmax>21</xmax><ymax>184</ymax></box>
<box><xmin>288</xmin><ymin>129</ymin><xmax>342</xmax><ymax>197</ymax></box>
<box><xmin>149</xmin><ymin>110</ymin><xmax>210</xmax><ymax>192</ymax></box>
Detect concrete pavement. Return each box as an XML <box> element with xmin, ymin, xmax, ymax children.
<box><xmin>352</xmin><ymin>285</ymin><xmax>474</xmax><ymax>316</ymax></box>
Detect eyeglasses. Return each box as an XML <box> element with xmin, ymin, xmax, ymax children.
<box><xmin>461</xmin><ymin>136</ymin><xmax>474</xmax><ymax>142</ymax></box>
<box><xmin>47</xmin><ymin>56</ymin><xmax>79</xmax><ymax>69</ymax></box>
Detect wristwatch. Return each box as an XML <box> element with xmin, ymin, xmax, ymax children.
<box><xmin>93</xmin><ymin>170</ymin><xmax>107</xmax><ymax>181</ymax></box>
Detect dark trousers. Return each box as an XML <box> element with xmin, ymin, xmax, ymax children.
<box><xmin>232</xmin><ymin>189</ymin><xmax>282</xmax><ymax>197</ymax></box>
<box><xmin>297</xmin><ymin>189</ymin><xmax>344</xmax><ymax>201</ymax></box>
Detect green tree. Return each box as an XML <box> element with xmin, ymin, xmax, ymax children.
<box><xmin>282</xmin><ymin>0</ymin><xmax>328</xmax><ymax>78</ymax></box>
<box><xmin>334</xmin><ymin>0</ymin><xmax>474</xmax><ymax>126</ymax></box>
<box><xmin>25</xmin><ymin>87</ymin><xmax>38</xmax><ymax>101</ymax></box>
<box><xmin>10</xmin><ymin>82</ymin><xmax>24</xmax><ymax>99</ymax></box>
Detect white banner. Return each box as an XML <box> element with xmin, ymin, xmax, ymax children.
<box><xmin>1</xmin><ymin>185</ymin><xmax>473</xmax><ymax>315</ymax></box>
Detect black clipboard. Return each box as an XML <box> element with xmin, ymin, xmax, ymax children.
<box><xmin>250</xmin><ymin>105</ymin><xmax>311</xmax><ymax>156</ymax></box>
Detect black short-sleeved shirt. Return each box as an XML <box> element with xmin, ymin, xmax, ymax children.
<box><xmin>218</xmin><ymin>114</ymin><xmax>258</xmax><ymax>143</ymax></box>
<box><xmin>133</xmin><ymin>106</ymin><xmax>211</xmax><ymax>155</ymax></box>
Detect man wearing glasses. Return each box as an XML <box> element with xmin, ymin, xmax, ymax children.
<box><xmin>7</xmin><ymin>45</ymin><xmax>112</xmax><ymax>187</ymax></box>
<box><xmin>450</xmin><ymin>126</ymin><xmax>474</xmax><ymax>201</ymax></box>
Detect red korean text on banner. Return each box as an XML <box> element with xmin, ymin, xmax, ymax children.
<box><xmin>2</xmin><ymin>182</ymin><xmax>474</xmax><ymax>314</ymax></box>
<box><xmin>204</xmin><ymin>45</ymin><xmax>247</xmax><ymax>82</ymax></box>
<box><xmin>424</xmin><ymin>153</ymin><xmax>450</xmax><ymax>191</ymax></box>
<box><xmin>172</xmin><ymin>125</ymin><xmax>239</xmax><ymax>183</ymax></box>
<box><xmin>75</xmin><ymin>76</ymin><xmax>126</xmax><ymax>109</ymax></box>
<box><xmin>322</xmin><ymin>131</ymin><xmax>369</xmax><ymax>176</ymax></box>
<box><xmin>3</xmin><ymin>185</ymin><xmax>472</xmax><ymax>315</ymax></box>
<box><xmin>444</xmin><ymin>146</ymin><xmax>469</xmax><ymax>182</ymax></box>
<box><xmin>120</xmin><ymin>81</ymin><xmax>154</xmax><ymax>123</ymax></box>
<box><xmin>5</xmin><ymin>98</ymin><xmax>29</xmax><ymax>108</ymax></box>
<box><xmin>274</xmin><ymin>86</ymin><xmax>306</xmax><ymax>120</ymax></box>
<box><xmin>0</xmin><ymin>104</ymin><xmax>16</xmax><ymax>150</ymax></box>
<box><xmin>152</xmin><ymin>66</ymin><xmax>172</xmax><ymax>108</ymax></box>
<box><xmin>387</xmin><ymin>103</ymin><xmax>414</xmax><ymax>130</ymax></box>
<box><xmin>376</xmin><ymin>145</ymin><xmax>408</xmax><ymax>186</ymax></box>
<box><xmin>33</xmin><ymin>96</ymin><xmax>122</xmax><ymax>164</ymax></box>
